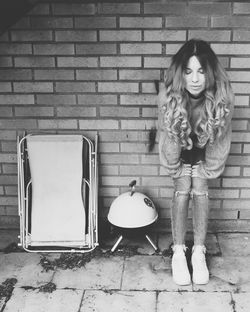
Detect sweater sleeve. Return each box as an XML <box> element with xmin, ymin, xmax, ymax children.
<box><xmin>197</xmin><ymin>102</ymin><xmax>234</xmax><ymax>179</ymax></box>
<box><xmin>158</xmin><ymin>87</ymin><xmax>184</xmax><ymax>178</ymax></box>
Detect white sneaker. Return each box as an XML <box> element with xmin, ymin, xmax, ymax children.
<box><xmin>191</xmin><ymin>245</ymin><xmax>209</xmax><ymax>285</ymax></box>
<box><xmin>172</xmin><ymin>245</ymin><xmax>191</xmax><ymax>286</ymax></box>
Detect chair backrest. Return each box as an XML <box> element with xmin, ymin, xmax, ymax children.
<box><xmin>27</xmin><ymin>135</ymin><xmax>86</xmax><ymax>244</ymax></box>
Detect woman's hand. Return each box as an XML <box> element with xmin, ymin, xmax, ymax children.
<box><xmin>192</xmin><ymin>164</ymin><xmax>199</xmax><ymax>177</ymax></box>
<box><xmin>183</xmin><ymin>163</ymin><xmax>192</xmax><ymax>176</ymax></box>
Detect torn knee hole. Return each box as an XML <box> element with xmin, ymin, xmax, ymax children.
<box><xmin>174</xmin><ymin>190</ymin><xmax>190</xmax><ymax>197</ymax></box>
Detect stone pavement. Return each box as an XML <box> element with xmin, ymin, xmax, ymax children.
<box><xmin>0</xmin><ymin>230</ymin><xmax>250</xmax><ymax>311</ymax></box>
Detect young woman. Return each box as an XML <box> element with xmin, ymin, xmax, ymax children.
<box><xmin>158</xmin><ymin>39</ymin><xmax>234</xmax><ymax>285</ymax></box>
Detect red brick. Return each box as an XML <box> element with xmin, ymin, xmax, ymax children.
<box><xmin>5</xmin><ymin>186</ymin><xmax>18</xmax><ymax>196</ymax></box>
<box><xmin>0</xmin><ymin>57</ymin><xmax>12</xmax><ymax>67</ymax></box>
<box><xmin>243</xmin><ymin>168</ymin><xmax>250</xmax><ymax>177</ymax></box>
<box><xmin>15</xmin><ymin>107</ymin><xmax>54</xmax><ymax>117</ymax></box>
<box><xmin>28</xmin><ymin>3</ymin><xmax>50</xmax><ymax>15</ymax></box>
<box><xmin>142</xmin><ymin>82</ymin><xmax>157</xmax><ymax>93</ymax></box>
<box><xmin>0</xmin><ymin>83</ymin><xmax>11</xmax><ymax>92</ymax></box>
<box><xmin>144</xmin><ymin>30</ymin><xmax>186</xmax><ymax>42</ymax></box>
<box><xmin>120</xmin><ymin>94</ymin><xmax>156</xmax><ymax>105</ymax></box>
<box><xmin>78</xmin><ymin>94</ymin><xmax>117</xmax><ymax>105</ymax></box>
<box><xmin>231</xmin><ymin>58</ymin><xmax>250</xmax><ymax>69</ymax></box>
<box><xmin>209</xmin><ymin>189</ymin><xmax>239</xmax><ymax>199</ymax></box>
<box><xmin>233</xmin><ymin>30</ymin><xmax>250</xmax><ymax>42</ymax></box>
<box><xmin>227</xmin><ymin>155</ymin><xmax>250</xmax><ymax>166</ymax></box>
<box><xmin>0</xmin><ymin>95</ymin><xmax>34</xmax><ymax>105</ymax></box>
<box><xmin>100</xmin><ymin>130</ymin><xmax>147</xmax><ymax>142</ymax></box>
<box><xmin>188</xmin><ymin>30</ymin><xmax>230</xmax><ymax>42</ymax></box>
<box><xmin>0</xmin><ymin>197</ymin><xmax>18</xmax><ymax>206</ymax></box>
<box><xmin>142</xmin><ymin>108</ymin><xmax>157</xmax><ymax>118</ymax></box>
<box><xmin>232</xmin><ymin>83</ymin><xmax>250</xmax><ymax>94</ymax></box>
<box><xmin>33</xmin><ymin>43</ymin><xmax>74</xmax><ymax>55</ymax></box>
<box><xmin>0</xmin><ymin>175</ymin><xmax>17</xmax><ymax>184</ymax></box>
<box><xmin>102</xmin><ymin>176</ymin><xmax>139</xmax><ymax>187</ymax></box>
<box><xmin>36</xmin><ymin>94</ymin><xmax>76</xmax><ymax>105</ymax></box>
<box><xmin>233</xmin><ymin>108</ymin><xmax>250</xmax><ymax>119</ymax></box>
<box><xmin>166</xmin><ymin>16</ymin><xmax>208</xmax><ymax>28</ymax></box>
<box><xmin>100</xmin><ymin>107</ymin><xmax>139</xmax><ymax>118</ymax></box>
<box><xmin>11</xmin><ymin>17</ymin><xmax>30</xmax><ymax>29</ymax></box>
<box><xmin>52</xmin><ymin>3</ymin><xmax>95</xmax><ymax>15</ymax></box>
<box><xmin>120</xmin><ymin>43</ymin><xmax>161</xmax><ymax>55</ymax></box>
<box><xmin>34</xmin><ymin>69</ymin><xmax>74</xmax><ymax>80</ymax></box>
<box><xmin>79</xmin><ymin>120</ymin><xmax>119</xmax><ymax>130</ymax></box>
<box><xmin>100</xmin><ymin>30</ymin><xmax>141</xmax><ymax>42</ymax></box>
<box><xmin>119</xmin><ymin>69</ymin><xmax>160</xmax><ymax>80</ymax></box>
<box><xmin>38</xmin><ymin>119</ymin><xmax>77</xmax><ymax>129</ymax></box>
<box><xmin>243</xmin><ymin>144</ymin><xmax>250</xmax><ymax>154</ymax></box>
<box><xmin>233</xmin><ymin>3</ymin><xmax>250</xmax><ymax>14</ymax></box>
<box><xmin>0</xmin><ymin>43</ymin><xmax>32</xmax><ymax>55</ymax></box>
<box><xmin>120</xmin><ymin>17</ymin><xmax>162</xmax><ymax>29</ymax></box>
<box><xmin>13</xmin><ymin>82</ymin><xmax>53</xmax><ymax>93</ymax></box>
<box><xmin>0</xmin><ymin>154</ymin><xmax>17</xmax><ymax>163</ymax></box>
<box><xmin>0</xmin><ymin>119</ymin><xmax>37</xmax><ymax>129</ymax></box>
<box><xmin>11</xmin><ymin>30</ymin><xmax>52</xmax><ymax>42</ymax></box>
<box><xmin>212</xmin><ymin>16</ymin><xmax>250</xmax><ymax>28</ymax></box>
<box><xmin>230</xmin><ymin>143</ymin><xmax>242</xmax><ymax>154</ymax></box>
<box><xmin>99</xmin><ymin>143</ymin><xmax>119</xmax><ymax>153</ymax></box>
<box><xmin>144</xmin><ymin>56</ymin><xmax>171</xmax><ymax>68</ymax></box>
<box><xmin>100</xmin><ymin>56</ymin><xmax>141</xmax><ymax>68</ymax></box>
<box><xmin>121</xmin><ymin>120</ymin><xmax>155</xmax><ymax>130</ymax></box>
<box><xmin>234</xmin><ymin>96</ymin><xmax>249</xmax><ymax>107</ymax></box>
<box><xmin>121</xmin><ymin>142</ymin><xmax>147</xmax><ymax>153</ymax></box>
<box><xmin>0</xmin><ymin>131</ymin><xmax>16</xmax><ymax>140</ymax></box>
<box><xmin>223</xmin><ymin>200</ymin><xmax>250</xmax><ymax>210</ymax></box>
<box><xmin>14</xmin><ymin>56</ymin><xmax>55</xmax><ymax>68</ymax></box>
<box><xmin>188</xmin><ymin>3</ymin><xmax>231</xmax><ymax>16</ymax></box>
<box><xmin>75</xmin><ymin>17</ymin><xmax>116</xmax><ymax>29</ymax></box>
<box><xmin>101</xmin><ymin>154</ymin><xmax>140</xmax><ymax>165</ymax></box>
<box><xmin>98</xmin><ymin>82</ymin><xmax>139</xmax><ymax>93</ymax></box>
<box><xmin>232</xmin><ymin>133</ymin><xmax>250</xmax><ymax>142</ymax></box>
<box><xmin>232</xmin><ymin>121</ymin><xmax>247</xmax><ymax>131</ymax></box>
<box><xmin>57</xmin><ymin>57</ymin><xmax>98</xmax><ymax>67</ymax></box>
<box><xmin>223</xmin><ymin>178</ymin><xmax>250</xmax><ymax>188</ymax></box>
<box><xmin>212</xmin><ymin>43</ymin><xmax>250</xmax><ymax>55</ymax></box>
<box><xmin>56</xmin><ymin>107</ymin><xmax>96</xmax><ymax>117</ymax></box>
<box><xmin>144</xmin><ymin>3</ymin><xmax>187</xmax><ymax>15</ymax></box>
<box><xmin>55</xmin><ymin>30</ymin><xmax>97</xmax><ymax>42</ymax></box>
<box><xmin>76</xmin><ymin>44</ymin><xmax>117</xmax><ymax>55</ymax></box>
<box><xmin>0</xmin><ymin>107</ymin><xmax>13</xmax><ymax>117</ymax></box>
<box><xmin>99</xmin><ymin>3</ymin><xmax>140</xmax><ymax>14</ymax></box>
<box><xmin>56</xmin><ymin>82</ymin><xmax>95</xmax><ymax>93</ymax></box>
<box><xmin>30</xmin><ymin>17</ymin><xmax>73</xmax><ymax>29</ymax></box>
<box><xmin>222</xmin><ymin>167</ymin><xmax>241</xmax><ymax>177</ymax></box>
<box><xmin>2</xmin><ymin>143</ymin><xmax>17</xmax><ymax>153</ymax></box>
<box><xmin>228</xmin><ymin>71</ymin><xmax>250</xmax><ymax>82</ymax></box>
<box><xmin>76</xmin><ymin>69</ymin><xmax>117</xmax><ymax>81</ymax></box>
<box><xmin>120</xmin><ymin>165</ymin><xmax>158</xmax><ymax>176</ymax></box>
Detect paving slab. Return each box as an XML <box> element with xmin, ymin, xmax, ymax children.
<box><xmin>52</xmin><ymin>256</ymin><xmax>124</xmax><ymax>290</ymax></box>
<box><xmin>217</xmin><ymin>233</ymin><xmax>250</xmax><ymax>256</ymax></box>
<box><xmin>157</xmin><ymin>292</ymin><xmax>233</xmax><ymax>312</ymax></box>
<box><xmin>80</xmin><ymin>290</ymin><xmax>156</xmax><ymax>312</ymax></box>
<box><xmin>4</xmin><ymin>287</ymin><xmax>83</xmax><ymax>312</ymax></box>
<box><xmin>122</xmin><ymin>255</ymin><xmax>193</xmax><ymax>291</ymax></box>
<box><xmin>232</xmin><ymin>293</ymin><xmax>250</xmax><ymax>312</ymax></box>
<box><xmin>193</xmin><ymin>256</ymin><xmax>250</xmax><ymax>292</ymax></box>
<box><xmin>0</xmin><ymin>252</ymin><xmax>53</xmax><ymax>287</ymax></box>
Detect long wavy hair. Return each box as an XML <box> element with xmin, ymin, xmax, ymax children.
<box><xmin>161</xmin><ymin>39</ymin><xmax>234</xmax><ymax>150</ymax></box>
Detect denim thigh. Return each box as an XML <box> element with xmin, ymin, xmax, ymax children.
<box><xmin>173</xmin><ymin>175</ymin><xmax>192</xmax><ymax>194</ymax></box>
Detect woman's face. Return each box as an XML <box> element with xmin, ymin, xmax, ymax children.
<box><xmin>184</xmin><ymin>56</ymin><xmax>206</xmax><ymax>97</ymax></box>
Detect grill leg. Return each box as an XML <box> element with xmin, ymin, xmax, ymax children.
<box><xmin>145</xmin><ymin>234</ymin><xmax>158</xmax><ymax>251</ymax></box>
<box><xmin>111</xmin><ymin>235</ymin><xmax>123</xmax><ymax>252</ymax></box>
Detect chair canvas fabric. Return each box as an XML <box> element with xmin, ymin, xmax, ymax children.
<box><xmin>26</xmin><ymin>135</ymin><xmax>86</xmax><ymax>244</ymax></box>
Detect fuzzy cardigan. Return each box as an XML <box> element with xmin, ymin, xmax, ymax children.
<box><xmin>158</xmin><ymin>87</ymin><xmax>234</xmax><ymax>179</ymax></box>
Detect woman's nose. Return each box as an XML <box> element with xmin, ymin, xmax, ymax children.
<box><xmin>192</xmin><ymin>72</ymin><xmax>198</xmax><ymax>83</ymax></box>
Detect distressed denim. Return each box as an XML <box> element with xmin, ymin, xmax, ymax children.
<box><xmin>171</xmin><ymin>175</ymin><xmax>209</xmax><ymax>245</ymax></box>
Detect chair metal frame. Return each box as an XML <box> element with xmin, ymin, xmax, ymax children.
<box><xmin>17</xmin><ymin>133</ymin><xmax>98</xmax><ymax>253</ymax></box>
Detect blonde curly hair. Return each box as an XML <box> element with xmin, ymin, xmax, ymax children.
<box><xmin>160</xmin><ymin>39</ymin><xmax>234</xmax><ymax>150</ymax></box>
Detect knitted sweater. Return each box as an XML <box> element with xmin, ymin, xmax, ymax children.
<box><xmin>158</xmin><ymin>87</ymin><xmax>234</xmax><ymax>179</ymax></box>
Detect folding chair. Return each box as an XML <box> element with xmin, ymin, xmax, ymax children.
<box><xmin>17</xmin><ymin>133</ymin><xmax>98</xmax><ymax>253</ymax></box>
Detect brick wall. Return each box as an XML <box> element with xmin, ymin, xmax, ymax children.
<box><xmin>0</xmin><ymin>0</ymin><xmax>250</xmax><ymax>232</ymax></box>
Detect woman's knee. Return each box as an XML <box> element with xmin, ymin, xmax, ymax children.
<box><xmin>192</xmin><ymin>177</ymin><xmax>208</xmax><ymax>195</ymax></box>
<box><xmin>173</xmin><ymin>175</ymin><xmax>192</xmax><ymax>194</ymax></box>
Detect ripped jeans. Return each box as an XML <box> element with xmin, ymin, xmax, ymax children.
<box><xmin>171</xmin><ymin>175</ymin><xmax>209</xmax><ymax>246</ymax></box>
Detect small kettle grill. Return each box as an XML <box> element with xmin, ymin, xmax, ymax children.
<box><xmin>108</xmin><ymin>180</ymin><xmax>158</xmax><ymax>252</ymax></box>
